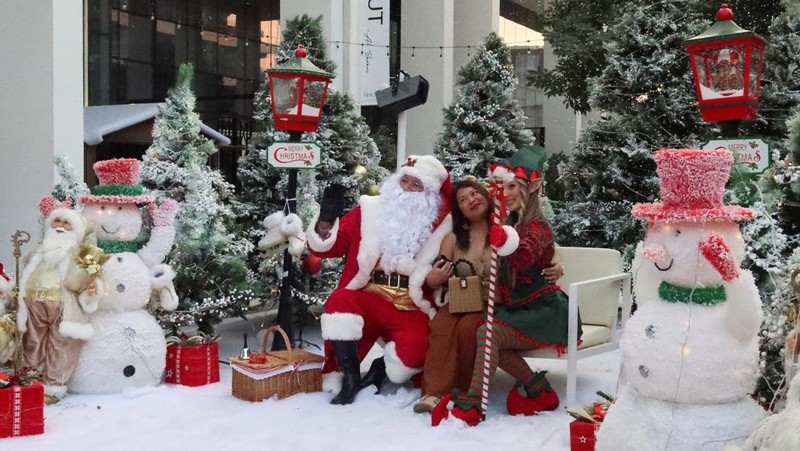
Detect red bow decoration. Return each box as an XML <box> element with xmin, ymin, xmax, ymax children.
<box><xmin>0</xmin><ymin>263</ymin><xmax>8</xmax><ymax>282</ymax></box>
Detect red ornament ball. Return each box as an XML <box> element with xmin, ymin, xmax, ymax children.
<box><xmin>302</xmin><ymin>255</ymin><xmax>323</xmax><ymax>274</ymax></box>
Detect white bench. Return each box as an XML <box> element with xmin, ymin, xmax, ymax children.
<box><xmin>521</xmin><ymin>246</ymin><xmax>632</xmax><ymax>406</ymax></box>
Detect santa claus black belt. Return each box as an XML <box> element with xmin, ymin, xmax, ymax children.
<box><xmin>370</xmin><ymin>271</ymin><xmax>409</xmax><ymax>289</ymax></box>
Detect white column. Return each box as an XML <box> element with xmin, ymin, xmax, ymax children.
<box><xmin>0</xmin><ymin>0</ymin><xmax>84</xmax><ymax>266</ymax></box>
<box><xmin>329</xmin><ymin>0</ymin><xmax>345</xmax><ymax>90</ymax></box>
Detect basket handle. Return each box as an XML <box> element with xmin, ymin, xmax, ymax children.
<box><xmin>453</xmin><ymin>258</ymin><xmax>477</xmax><ymax>277</ymax></box>
<box><xmin>261</xmin><ymin>325</ymin><xmax>293</xmax><ymax>354</ymax></box>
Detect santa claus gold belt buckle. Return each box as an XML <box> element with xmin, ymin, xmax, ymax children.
<box><xmin>387</xmin><ymin>273</ymin><xmax>402</xmax><ymax>289</ymax></box>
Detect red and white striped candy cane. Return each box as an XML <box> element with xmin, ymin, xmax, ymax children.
<box><xmin>479</xmin><ymin>183</ymin><xmax>505</xmax><ymax>421</ymax></box>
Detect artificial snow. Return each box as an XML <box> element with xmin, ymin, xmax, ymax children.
<box><xmin>3</xmin><ymin>314</ymin><xmax>622</xmax><ymax>451</ymax></box>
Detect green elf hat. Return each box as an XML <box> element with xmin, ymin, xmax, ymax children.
<box><xmin>81</xmin><ymin>158</ymin><xmax>153</xmax><ymax>205</ymax></box>
<box><xmin>490</xmin><ymin>145</ymin><xmax>547</xmax><ymax>184</ymax></box>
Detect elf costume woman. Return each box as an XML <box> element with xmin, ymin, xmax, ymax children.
<box><xmin>433</xmin><ymin>146</ymin><xmax>583</xmax><ymax>426</ymax></box>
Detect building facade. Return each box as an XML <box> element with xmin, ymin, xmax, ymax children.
<box><xmin>0</xmin><ymin>0</ymin><xmax>582</xmax><ymax>266</ymax></box>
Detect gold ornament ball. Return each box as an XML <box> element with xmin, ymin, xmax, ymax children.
<box><xmin>366</xmin><ymin>184</ymin><xmax>380</xmax><ymax>195</ymax></box>
<box><xmin>353</xmin><ymin>165</ymin><xmax>368</xmax><ymax>180</ymax></box>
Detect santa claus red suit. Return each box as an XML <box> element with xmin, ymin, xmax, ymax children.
<box><xmin>306</xmin><ymin>155</ymin><xmax>452</xmax><ymax>405</ymax></box>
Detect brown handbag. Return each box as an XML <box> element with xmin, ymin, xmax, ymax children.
<box><xmin>448</xmin><ymin>259</ymin><xmax>484</xmax><ymax>313</ymax></box>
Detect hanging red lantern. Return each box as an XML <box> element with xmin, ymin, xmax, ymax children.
<box><xmin>302</xmin><ymin>254</ymin><xmax>323</xmax><ymax>274</ymax></box>
<box><xmin>684</xmin><ymin>4</ymin><xmax>768</xmax><ymax>123</ymax></box>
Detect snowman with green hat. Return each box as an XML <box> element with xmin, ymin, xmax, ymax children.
<box><xmin>69</xmin><ymin>158</ymin><xmax>179</xmax><ymax>393</ymax></box>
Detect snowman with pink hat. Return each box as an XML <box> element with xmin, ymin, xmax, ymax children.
<box><xmin>596</xmin><ymin>149</ymin><xmax>766</xmax><ymax>450</ymax></box>
<box><xmin>69</xmin><ymin>158</ymin><xmax>179</xmax><ymax>394</ymax></box>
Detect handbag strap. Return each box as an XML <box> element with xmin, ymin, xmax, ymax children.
<box><xmin>452</xmin><ymin>258</ymin><xmax>477</xmax><ymax>277</ymax></box>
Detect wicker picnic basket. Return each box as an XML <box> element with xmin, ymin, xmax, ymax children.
<box><xmin>229</xmin><ymin>325</ymin><xmax>325</xmax><ymax>402</ymax></box>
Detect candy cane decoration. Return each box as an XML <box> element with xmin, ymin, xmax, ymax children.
<box><xmin>479</xmin><ymin>181</ymin><xmax>505</xmax><ymax>421</ymax></box>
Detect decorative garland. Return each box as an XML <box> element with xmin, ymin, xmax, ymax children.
<box><xmin>90</xmin><ymin>184</ymin><xmax>145</xmax><ymax>196</ymax></box>
<box><xmin>658</xmin><ymin>281</ymin><xmax>727</xmax><ymax>305</ymax></box>
<box><xmin>97</xmin><ymin>240</ymin><xmax>142</xmax><ymax>253</ymax></box>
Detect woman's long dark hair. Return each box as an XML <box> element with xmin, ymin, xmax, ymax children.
<box><xmin>451</xmin><ymin>179</ymin><xmax>492</xmax><ymax>251</ymax></box>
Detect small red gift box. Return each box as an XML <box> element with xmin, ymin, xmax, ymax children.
<box><xmin>165</xmin><ymin>342</ymin><xmax>220</xmax><ymax>387</ymax></box>
<box><xmin>569</xmin><ymin>420</ymin><xmax>599</xmax><ymax>451</ymax></box>
<box><xmin>0</xmin><ymin>381</ymin><xmax>45</xmax><ymax>438</ymax></box>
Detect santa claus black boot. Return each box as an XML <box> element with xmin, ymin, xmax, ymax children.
<box><xmin>330</xmin><ymin>340</ymin><xmax>362</xmax><ymax>405</ymax></box>
<box><xmin>360</xmin><ymin>357</ymin><xmax>386</xmax><ymax>393</ymax></box>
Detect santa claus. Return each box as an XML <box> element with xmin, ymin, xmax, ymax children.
<box><xmin>307</xmin><ymin>155</ymin><xmax>452</xmax><ymax>405</ymax></box>
<box><xmin>17</xmin><ymin>207</ymin><xmax>105</xmax><ymax>402</ymax></box>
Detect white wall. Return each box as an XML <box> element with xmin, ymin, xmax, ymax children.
<box><xmin>0</xmin><ymin>0</ymin><xmax>84</xmax><ymax>271</ymax></box>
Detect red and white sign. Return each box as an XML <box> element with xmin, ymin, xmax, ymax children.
<box><xmin>701</xmin><ymin>138</ymin><xmax>770</xmax><ymax>175</ymax></box>
<box><xmin>267</xmin><ymin>142</ymin><xmax>322</xmax><ymax>169</ymax></box>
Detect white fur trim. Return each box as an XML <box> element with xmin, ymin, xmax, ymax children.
<box><xmin>17</xmin><ymin>298</ymin><xmax>28</xmax><ymax>333</ymax></box>
<box><xmin>321</xmin><ymin>313</ymin><xmax>364</xmax><ymax>340</ymax></box>
<box><xmin>43</xmin><ymin>384</ymin><xmax>68</xmax><ymax>398</ymax></box>
<box><xmin>496</xmin><ymin>225</ymin><xmax>520</xmax><ymax>256</ymax></box>
<box><xmin>150</xmin><ymin>264</ymin><xmax>175</xmax><ymax>289</ymax></box>
<box><xmin>345</xmin><ymin>196</ymin><xmax>383</xmax><ymax>291</ymax></box>
<box><xmin>305</xmin><ymin>212</ymin><xmax>340</xmax><ymax>253</ymax></box>
<box><xmin>59</xmin><ymin>321</ymin><xmax>94</xmax><ymax>340</ymax></box>
<box><xmin>383</xmin><ymin>341</ymin><xmax>421</xmax><ymax>383</ymax></box>
<box><xmin>407</xmin><ymin>215</ymin><xmax>452</xmax><ymax>316</ymax></box>
<box><xmin>322</xmin><ymin>371</ymin><xmax>343</xmax><ymax>394</ymax></box>
<box><xmin>491</xmin><ymin>165</ymin><xmax>511</xmax><ymax>181</ymax></box>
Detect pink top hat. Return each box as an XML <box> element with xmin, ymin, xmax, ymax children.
<box><xmin>632</xmin><ymin>149</ymin><xmax>755</xmax><ymax>223</ymax></box>
<box><xmin>81</xmin><ymin>158</ymin><xmax>153</xmax><ymax>205</ymax></box>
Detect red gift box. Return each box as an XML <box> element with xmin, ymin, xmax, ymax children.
<box><xmin>0</xmin><ymin>381</ymin><xmax>45</xmax><ymax>438</ymax></box>
<box><xmin>569</xmin><ymin>420</ymin><xmax>599</xmax><ymax>451</ymax></box>
<box><xmin>165</xmin><ymin>342</ymin><xmax>220</xmax><ymax>387</ymax></box>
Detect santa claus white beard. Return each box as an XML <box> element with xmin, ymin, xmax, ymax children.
<box><xmin>38</xmin><ymin>226</ymin><xmax>80</xmax><ymax>270</ymax></box>
<box><xmin>378</xmin><ymin>175</ymin><xmax>442</xmax><ymax>274</ymax></box>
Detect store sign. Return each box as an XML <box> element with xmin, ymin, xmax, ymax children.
<box><xmin>701</xmin><ymin>137</ymin><xmax>770</xmax><ymax>174</ymax></box>
<box><xmin>267</xmin><ymin>142</ymin><xmax>321</xmax><ymax>169</ymax></box>
<box><xmin>358</xmin><ymin>0</ymin><xmax>390</xmax><ymax>106</ymax></box>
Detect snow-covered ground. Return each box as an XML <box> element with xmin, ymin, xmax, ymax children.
<box><xmin>4</xmin><ymin>314</ymin><xmax>622</xmax><ymax>451</ymax></box>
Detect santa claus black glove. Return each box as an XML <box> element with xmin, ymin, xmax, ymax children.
<box><xmin>319</xmin><ymin>183</ymin><xmax>346</xmax><ymax>223</ymax></box>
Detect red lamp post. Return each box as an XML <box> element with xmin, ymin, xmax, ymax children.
<box><xmin>266</xmin><ymin>45</ymin><xmax>334</xmax><ymax>132</ymax></box>
<box><xmin>265</xmin><ymin>45</ymin><xmax>334</xmax><ymax>348</ymax></box>
<box><xmin>685</xmin><ymin>4</ymin><xmax>767</xmax><ymax>133</ymax></box>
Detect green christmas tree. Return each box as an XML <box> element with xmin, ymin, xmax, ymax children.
<box><xmin>435</xmin><ymin>32</ymin><xmax>534</xmax><ymax>179</ymax></box>
<box><xmin>141</xmin><ymin>63</ymin><xmax>256</xmax><ymax>334</ymax></box>
<box><xmin>238</xmin><ymin>14</ymin><xmax>387</xmax><ymax>314</ymax></box>
<box><xmin>548</xmin><ymin>0</ymin><xmax>713</xmax><ymax>252</ymax></box>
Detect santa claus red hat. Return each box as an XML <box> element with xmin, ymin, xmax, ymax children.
<box><xmin>398</xmin><ymin>155</ymin><xmax>449</xmax><ymax>193</ymax></box>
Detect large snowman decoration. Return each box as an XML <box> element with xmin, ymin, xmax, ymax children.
<box><xmin>69</xmin><ymin>158</ymin><xmax>179</xmax><ymax>393</ymax></box>
<box><xmin>596</xmin><ymin>149</ymin><xmax>766</xmax><ymax>450</ymax></box>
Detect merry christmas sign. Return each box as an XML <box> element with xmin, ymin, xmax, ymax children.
<box><xmin>701</xmin><ymin>138</ymin><xmax>770</xmax><ymax>175</ymax></box>
<box><xmin>267</xmin><ymin>142</ymin><xmax>322</xmax><ymax>169</ymax></box>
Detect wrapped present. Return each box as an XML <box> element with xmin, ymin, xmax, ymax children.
<box><xmin>0</xmin><ymin>381</ymin><xmax>44</xmax><ymax>438</ymax></box>
<box><xmin>165</xmin><ymin>337</ymin><xmax>220</xmax><ymax>387</ymax></box>
<box><xmin>569</xmin><ymin>420</ymin><xmax>599</xmax><ymax>451</ymax></box>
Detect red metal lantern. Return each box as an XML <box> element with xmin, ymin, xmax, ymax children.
<box><xmin>685</xmin><ymin>4</ymin><xmax>767</xmax><ymax>123</ymax></box>
<box><xmin>266</xmin><ymin>45</ymin><xmax>335</xmax><ymax>132</ymax></box>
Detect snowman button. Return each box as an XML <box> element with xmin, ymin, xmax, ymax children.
<box><xmin>117</xmin><ymin>256</ymin><xmax>123</xmax><ymax>263</ymax></box>
<box><xmin>645</xmin><ymin>325</ymin><xmax>656</xmax><ymax>338</ymax></box>
<box><xmin>123</xmin><ymin>365</ymin><xmax>136</xmax><ymax>377</ymax></box>
<box><xmin>639</xmin><ymin>365</ymin><xmax>650</xmax><ymax>378</ymax></box>
<box><xmin>117</xmin><ymin>284</ymin><xmax>125</xmax><ymax>293</ymax></box>
<box><xmin>124</xmin><ymin>327</ymin><xmax>136</xmax><ymax>338</ymax></box>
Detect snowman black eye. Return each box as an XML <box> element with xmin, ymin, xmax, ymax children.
<box><xmin>100</xmin><ymin>206</ymin><xmax>106</xmax><ymax>210</ymax></box>
<box><xmin>117</xmin><ymin>206</ymin><xmax>122</xmax><ymax>211</ymax></box>
<box><xmin>675</xmin><ymin>229</ymin><xmax>681</xmax><ymax>236</ymax></box>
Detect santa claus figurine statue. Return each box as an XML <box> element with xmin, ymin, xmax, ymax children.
<box><xmin>17</xmin><ymin>206</ymin><xmax>105</xmax><ymax>403</ymax></box>
<box><xmin>307</xmin><ymin>155</ymin><xmax>452</xmax><ymax>405</ymax></box>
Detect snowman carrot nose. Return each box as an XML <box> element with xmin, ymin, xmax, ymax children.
<box><xmin>643</xmin><ymin>244</ymin><xmax>670</xmax><ymax>267</ymax></box>
<box><xmin>699</xmin><ymin>233</ymin><xmax>739</xmax><ymax>281</ymax></box>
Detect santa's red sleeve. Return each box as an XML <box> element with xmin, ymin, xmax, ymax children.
<box><xmin>306</xmin><ymin>206</ymin><xmax>361</xmax><ymax>259</ymax></box>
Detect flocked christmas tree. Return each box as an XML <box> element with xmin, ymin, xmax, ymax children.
<box><xmin>435</xmin><ymin>32</ymin><xmax>534</xmax><ymax>179</ymax></box>
<box><xmin>237</xmin><ymin>14</ymin><xmax>387</xmax><ymax>315</ymax></box>
<box><xmin>547</xmin><ymin>0</ymin><xmax>714</xmax><ymax>253</ymax></box>
<box><xmin>141</xmin><ymin>63</ymin><xmax>256</xmax><ymax>334</ymax></box>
